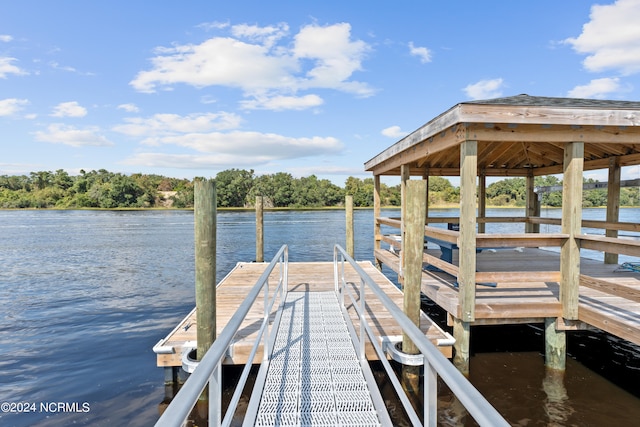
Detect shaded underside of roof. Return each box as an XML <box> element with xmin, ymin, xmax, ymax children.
<box><xmin>365</xmin><ymin>94</ymin><xmax>640</xmax><ymax>177</ymax></box>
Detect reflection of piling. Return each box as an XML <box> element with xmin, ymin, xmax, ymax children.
<box><xmin>345</xmin><ymin>195</ymin><xmax>354</xmax><ymax>258</ymax></box>
<box><xmin>195</xmin><ymin>179</ymin><xmax>217</xmax><ymax>362</ymax></box>
<box><xmin>256</xmin><ymin>196</ymin><xmax>264</xmax><ymax>262</ymax></box>
<box><xmin>401</xmin><ymin>180</ymin><xmax>427</xmax><ymax>399</ymax></box>
<box><xmin>543</xmin><ymin>367</ymin><xmax>573</xmax><ymax>424</ymax></box>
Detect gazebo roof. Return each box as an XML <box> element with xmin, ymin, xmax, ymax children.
<box><xmin>364</xmin><ymin>94</ymin><xmax>640</xmax><ymax>177</ymax></box>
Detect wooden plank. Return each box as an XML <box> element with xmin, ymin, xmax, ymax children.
<box><xmin>475</xmin><ymin>271</ymin><xmax>560</xmax><ymax>283</ymax></box>
<box><xmin>476</xmin><ymin>233</ymin><xmax>568</xmax><ymax>248</ymax></box>
<box><xmin>580</xmin><ymin>274</ymin><xmax>640</xmax><ymax>303</ymax></box>
<box><xmin>578</xmin><ymin>234</ymin><xmax>640</xmax><ymax>257</ymax></box>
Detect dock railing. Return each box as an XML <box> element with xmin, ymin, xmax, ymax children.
<box><xmin>333</xmin><ymin>244</ymin><xmax>509</xmax><ymax>427</ymax></box>
<box><xmin>155</xmin><ymin>245</ymin><xmax>289</xmax><ymax>427</ymax></box>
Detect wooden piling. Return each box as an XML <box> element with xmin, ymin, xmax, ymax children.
<box><xmin>452</xmin><ymin>318</ymin><xmax>471</xmax><ymax>377</ymax></box>
<box><xmin>544</xmin><ymin>318</ymin><xmax>566</xmax><ymax>371</ymax></box>
<box><xmin>195</xmin><ymin>179</ymin><xmax>217</xmax><ymax>361</ymax></box>
<box><xmin>345</xmin><ymin>195</ymin><xmax>354</xmax><ymax>258</ymax></box>
<box><xmin>401</xmin><ymin>180</ymin><xmax>427</xmax><ymax>396</ymax></box>
<box><xmin>373</xmin><ymin>175</ymin><xmax>382</xmax><ymax>270</ymax></box>
<box><xmin>256</xmin><ymin>196</ymin><xmax>264</xmax><ymax>263</ymax></box>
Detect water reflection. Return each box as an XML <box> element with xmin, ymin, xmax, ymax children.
<box><xmin>542</xmin><ymin>368</ymin><xmax>574</xmax><ymax>426</ymax></box>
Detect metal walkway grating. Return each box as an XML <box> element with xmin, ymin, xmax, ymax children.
<box><xmin>254</xmin><ymin>291</ymin><xmax>382</xmax><ymax>427</ymax></box>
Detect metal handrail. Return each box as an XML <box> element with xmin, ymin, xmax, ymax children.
<box><xmin>333</xmin><ymin>244</ymin><xmax>509</xmax><ymax>427</ymax></box>
<box><xmin>155</xmin><ymin>245</ymin><xmax>288</xmax><ymax>427</ymax></box>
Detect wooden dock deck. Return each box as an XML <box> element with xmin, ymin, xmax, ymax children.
<box><xmin>154</xmin><ymin>261</ymin><xmax>453</xmax><ymax>369</ymax></box>
<box><xmin>376</xmin><ymin>247</ymin><xmax>640</xmax><ymax>346</ymax></box>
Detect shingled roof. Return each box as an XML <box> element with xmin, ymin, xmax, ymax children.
<box><xmin>365</xmin><ymin>94</ymin><xmax>640</xmax><ymax>177</ymax></box>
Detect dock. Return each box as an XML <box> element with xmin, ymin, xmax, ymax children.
<box><xmin>154</xmin><ymin>261</ymin><xmax>453</xmax><ymax>370</ymax></box>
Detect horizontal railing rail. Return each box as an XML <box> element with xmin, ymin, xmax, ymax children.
<box><xmin>333</xmin><ymin>244</ymin><xmax>509</xmax><ymax>427</ymax></box>
<box><xmin>155</xmin><ymin>245</ymin><xmax>288</xmax><ymax>427</ymax></box>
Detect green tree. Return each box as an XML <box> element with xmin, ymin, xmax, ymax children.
<box><xmin>216</xmin><ymin>169</ymin><xmax>254</xmax><ymax>207</ymax></box>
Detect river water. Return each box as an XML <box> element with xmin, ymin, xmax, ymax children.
<box><xmin>0</xmin><ymin>208</ymin><xmax>638</xmax><ymax>426</ymax></box>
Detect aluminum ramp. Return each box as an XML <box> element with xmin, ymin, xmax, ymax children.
<box><xmin>249</xmin><ymin>291</ymin><xmax>391</xmax><ymax>426</ymax></box>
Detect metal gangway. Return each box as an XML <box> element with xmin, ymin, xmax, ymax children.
<box><xmin>155</xmin><ymin>245</ymin><xmax>509</xmax><ymax>427</ymax></box>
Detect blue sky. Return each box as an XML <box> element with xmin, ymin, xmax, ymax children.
<box><xmin>2</xmin><ymin>0</ymin><xmax>640</xmax><ymax>186</ymax></box>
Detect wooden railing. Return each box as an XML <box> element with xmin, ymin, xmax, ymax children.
<box><xmin>375</xmin><ymin>216</ymin><xmax>640</xmax><ymax>298</ymax></box>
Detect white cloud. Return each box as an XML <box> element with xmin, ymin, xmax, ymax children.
<box><xmin>115</xmin><ymin>110</ymin><xmax>342</xmax><ymax>169</ymax></box>
<box><xmin>34</xmin><ymin>124</ymin><xmax>114</xmax><ymax>147</ymax></box>
<box><xmin>0</xmin><ymin>98</ymin><xmax>28</xmax><ymax>116</ymax></box>
<box><xmin>113</xmin><ymin>112</ymin><xmax>242</xmax><ymax>140</ymax></box>
<box><xmin>158</xmin><ymin>131</ymin><xmax>342</xmax><ymax>159</ymax></box>
<box><xmin>240</xmin><ymin>94</ymin><xmax>323</xmax><ymax>111</ymax></box>
<box><xmin>0</xmin><ymin>57</ymin><xmax>25</xmax><ymax>78</ymax></box>
<box><xmin>293</xmin><ymin>23</ymin><xmax>373</xmax><ymax>96</ymax></box>
<box><xmin>230</xmin><ymin>22</ymin><xmax>289</xmax><ymax>49</ymax></box>
<box><xmin>463</xmin><ymin>78</ymin><xmax>504</xmax><ymax>100</ymax></box>
<box><xmin>567</xmin><ymin>77</ymin><xmax>627</xmax><ymax>98</ymax></box>
<box><xmin>408</xmin><ymin>42</ymin><xmax>431</xmax><ymax>63</ymax></box>
<box><xmin>381</xmin><ymin>125</ymin><xmax>408</xmax><ymax>139</ymax></box>
<box><xmin>117</xmin><ymin>103</ymin><xmax>140</xmax><ymax>113</ymax></box>
<box><xmin>51</xmin><ymin>101</ymin><xmax>87</xmax><ymax>118</ymax></box>
<box><xmin>564</xmin><ymin>0</ymin><xmax>640</xmax><ymax>74</ymax></box>
<box><xmin>130</xmin><ymin>22</ymin><xmax>374</xmax><ymax>103</ymax></box>
<box><xmin>0</xmin><ymin>35</ymin><xmax>12</xmax><ymax>42</ymax></box>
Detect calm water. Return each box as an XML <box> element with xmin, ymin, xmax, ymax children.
<box><xmin>0</xmin><ymin>208</ymin><xmax>638</xmax><ymax>426</ymax></box>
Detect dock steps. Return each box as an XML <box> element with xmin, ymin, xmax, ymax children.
<box><xmin>252</xmin><ymin>291</ymin><xmax>385</xmax><ymax>426</ymax></box>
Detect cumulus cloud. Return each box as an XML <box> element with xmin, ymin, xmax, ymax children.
<box><xmin>0</xmin><ymin>98</ymin><xmax>29</xmax><ymax>116</ymax></box>
<box><xmin>34</xmin><ymin>124</ymin><xmax>114</xmax><ymax>147</ymax></box>
<box><xmin>117</xmin><ymin>103</ymin><xmax>140</xmax><ymax>113</ymax></box>
<box><xmin>240</xmin><ymin>94</ymin><xmax>323</xmax><ymax>111</ymax></box>
<box><xmin>408</xmin><ymin>42</ymin><xmax>431</xmax><ymax>63</ymax></box>
<box><xmin>0</xmin><ymin>35</ymin><xmax>12</xmax><ymax>42</ymax></box>
<box><xmin>381</xmin><ymin>125</ymin><xmax>408</xmax><ymax>139</ymax></box>
<box><xmin>463</xmin><ymin>78</ymin><xmax>504</xmax><ymax>100</ymax></box>
<box><xmin>567</xmin><ymin>77</ymin><xmax>628</xmax><ymax>98</ymax></box>
<box><xmin>51</xmin><ymin>101</ymin><xmax>87</xmax><ymax>118</ymax></box>
<box><xmin>564</xmin><ymin>0</ymin><xmax>640</xmax><ymax>75</ymax></box>
<box><xmin>0</xmin><ymin>57</ymin><xmax>26</xmax><ymax>78</ymax></box>
<box><xmin>130</xmin><ymin>22</ymin><xmax>374</xmax><ymax>107</ymax></box>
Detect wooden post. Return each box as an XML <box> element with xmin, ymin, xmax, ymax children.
<box><xmin>478</xmin><ymin>171</ymin><xmax>486</xmax><ymax>234</ymax></box>
<box><xmin>455</xmin><ymin>140</ymin><xmax>477</xmax><ymax>375</ymax></box>
<box><xmin>373</xmin><ymin>175</ymin><xmax>382</xmax><ymax>269</ymax></box>
<box><xmin>452</xmin><ymin>318</ymin><xmax>471</xmax><ymax>377</ymax></box>
<box><xmin>459</xmin><ymin>140</ymin><xmax>477</xmax><ymax>322</ymax></box>
<box><xmin>560</xmin><ymin>141</ymin><xmax>583</xmax><ymax>320</ymax></box>
<box><xmin>423</xmin><ymin>171</ymin><xmax>430</xmax><ymax>225</ymax></box>
<box><xmin>605</xmin><ymin>157</ymin><xmax>621</xmax><ymax>264</ymax></box>
<box><xmin>256</xmin><ymin>196</ymin><xmax>264</xmax><ymax>263</ymax></box>
<box><xmin>526</xmin><ymin>171</ymin><xmax>536</xmax><ymax>233</ymax></box>
<box><xmin>400</xmin><ymin>165</ymin><xmax>411</xmax><ymax>281</ymax></box>
<box><xmin>346</xmin><ymin>195</ymin><xmax>354</xmax><ymax>258</ymax></box>
<box><xmin>195</xmin><ymin>179</ymin><xmax>217</xmax><ymax>361</ymax></box>
<box><xmin>401</xmin><ymin>179</ymin><xmax>427</xmax><ymax>397</ymax></box>
<box><xmin>545</xmin><ymin>318</ymin><xmax>566</xmax><ymax>371</ymax></box>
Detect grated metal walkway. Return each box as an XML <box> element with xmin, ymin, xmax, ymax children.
<box><xmin>254</xmin><ymin>291</ymin><xmax>383</xmax><ymax>426</ymax></box>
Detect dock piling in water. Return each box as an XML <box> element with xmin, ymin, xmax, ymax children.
<box><xmin>256</xmin><ymin>195</ymin><xmax>264</xmax><ymax>262</ymax></box>
<box><xmin>346</xmin><ymin>195</ymin><xmax>354</xmax><ymax>258</ymax></box>
<box><xmin>194</xmin><ymin>178</ymin><xmax>217</xmax><ymax>361</ymax></box>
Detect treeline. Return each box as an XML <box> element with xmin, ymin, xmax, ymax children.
<box><xmin>0</xmin><ymin>168</ymin><xmax>637</xmax><ymax>209</ymax></box>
